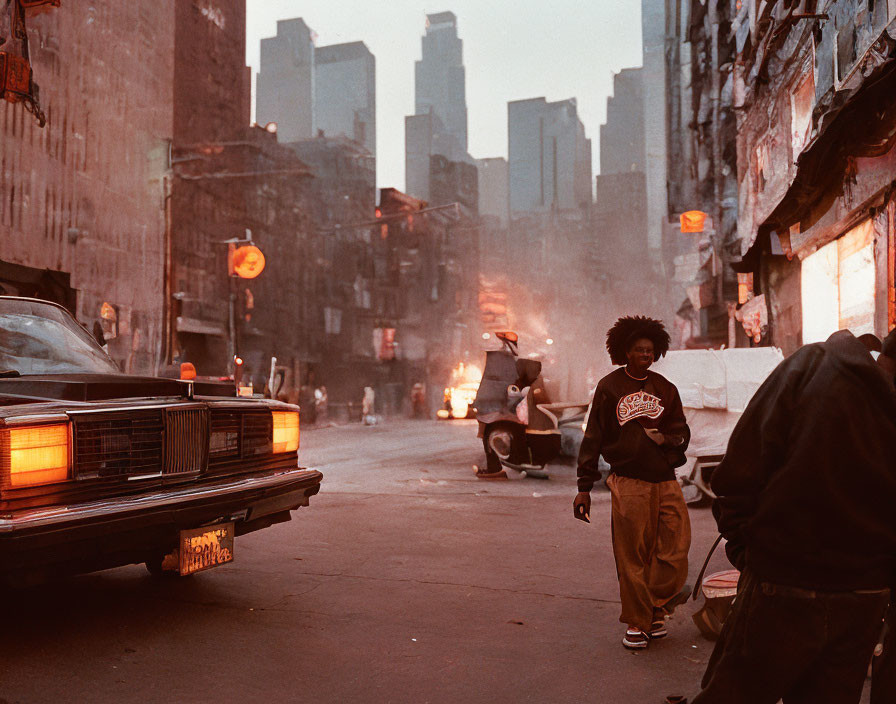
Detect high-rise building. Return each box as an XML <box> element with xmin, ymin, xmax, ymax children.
<box><xmin>477</xmin><ymin>157</ymin><xmax>509</xmax><ymax>226</ymax></box>
<box><xmin>507</xmin><ymin>97</ymin><xmax>592</xmax><ymax>218</ymax></box>
<box><xmin>314</xmin><ymin>42</ymin><xmax>376</xmax><ymax>158</ymax></box>
<box><xmin>599</xmin><ymin>68</ymin><xmax>645</xmax><ymax>175</ymax></box>
<box><xmin>256</xmin><ymin>18</ymin><xmax>316</xmax><ymax>142</ymax></box>
<box><xmin>641</xmin><ymin>0</ymin><xmax>667</xmax><ymax>255</ymax></box>
<box><xmin>405</xmin><ymin>113</ymin><xmax>434</xmax><ymax>201</ymax></box>
<box><xmin>593</xmin><ymin>69</ymin><xmax>648</xmax><ymax>281</ymax></box>
<box><xmin>414</xmin><ymin>11</ymin><xmax>468</xmax><ymax>161</ymax></box>
<box><xmin>405</xmin><ymin>12</ymin><xmax>472</xmax><ymax>201</ymax></box>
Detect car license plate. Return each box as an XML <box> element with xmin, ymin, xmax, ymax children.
<box><xmin>179</xmin><ymin>522</ymin><xmax>235</xmax><ymax>575</ymax></box>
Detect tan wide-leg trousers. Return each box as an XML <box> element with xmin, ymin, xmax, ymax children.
<box><xmin>607</xmin><ymin>473</ymin><xmax>691</xmax><ymax>632</ymax></box>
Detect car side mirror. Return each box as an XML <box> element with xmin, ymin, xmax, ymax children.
<box><xmin>92</xmin><ymin>320</ymin><xmax>107</xmax><ymax>347</ymax></box>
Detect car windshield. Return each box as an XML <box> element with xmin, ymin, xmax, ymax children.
<box><xmin>0</xmin><ymin>299</ymin><xmax>120</xmax><ymax>375</ymax></box>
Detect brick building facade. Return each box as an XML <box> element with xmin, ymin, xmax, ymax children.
<box><xmin>0</xmin><ymin>2</ymin><xmax>174</xmax><ymax>374</ymax></box>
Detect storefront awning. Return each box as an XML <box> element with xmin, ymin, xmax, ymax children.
<box><xmin>762</xmin><ymin>60</ymin><xmax>896</xmax><ymax>239</ymax></box>
<box><xmin>176</xmin><ymin>316</ymin><xmax>226</xmax><ymax>337</ymax></box>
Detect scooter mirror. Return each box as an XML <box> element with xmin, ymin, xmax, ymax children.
<box><xmin>496</xmin><ymin>331</ymin><xmax>518</xmax><ymax>344</ymax></box>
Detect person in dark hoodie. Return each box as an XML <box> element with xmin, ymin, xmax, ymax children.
<box><xmin>692</xmin><ymin>328</ymin><xmax>896</xmax><ymax>704</ymax></box>
<box><xmin>574</xmin><ymin>316</ymin><xmax>692</xmax><ymax>650</ymax></box>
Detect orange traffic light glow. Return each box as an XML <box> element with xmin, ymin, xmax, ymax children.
<box><xmin>680</xmin><ymin>210</ymin><xmax>708</xmax><ymax>233</ymax></box>
<box><xmin>272</xmin><ymin>411</ymin><xmax>300</xmax><ymax>454</ymax></box>
<box><xmin>3</xmin><ymin>424</ymin><xmax>71</xmax><ymax>488</ymax></box>
<box><xmin>232</xmin><ymin>245</ymin><xmax>266</xmax><ymax>279</ymax></box>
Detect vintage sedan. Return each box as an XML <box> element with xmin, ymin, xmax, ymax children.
<box><xmin>0</xmin><ymin>296</ymin><xmax>322</xmax><ymax>584</ymax></box>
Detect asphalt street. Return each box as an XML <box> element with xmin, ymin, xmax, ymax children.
<box><xmin>0</xmin><ymin>419</ymin><xmax>872</xmax><ymax>703</ymax></box>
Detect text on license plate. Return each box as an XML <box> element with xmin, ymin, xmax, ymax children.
<box><xmin>179</xmin><ymin>522</ymin><xmax>235</xmax><ymax>575</ymax></box>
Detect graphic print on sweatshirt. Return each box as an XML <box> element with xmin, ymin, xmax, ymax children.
<box><xmin>616</xmin><ymin>390</ymin><xmax>664</xmax><ymax>425</ymax></box>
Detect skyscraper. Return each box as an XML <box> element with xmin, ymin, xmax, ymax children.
<box><xmin>415</xmin><ymin>11</ymin><xmax>468</xmax><ymax>161</ymax></box>
<box><xmin>406</xmin><ymin>11</ymin><xmax>473</xmax><ymax>202</ymax></box>
<box><xmin>256</xmin><ymin>18</ymin><xmax>315</xmax><ymax>143</ymax></box>
<box><xmin>477</xmin><ymin>157</ymin><xmax>509</xmax><ymax>226</ymax></box>
<box><xmin>508</xmin><ymin>97</ymin><xmax>592</xmax><ymax>218</ymax></box>
<box><xmin>599</xmin><ymin>68</ymin><xmax>645</xmax><ymax>176</ymax></box>
<box><xmin>315</xmin><ymin>41</ymin><xmax>376</xmax><ymax>158</ymax></box>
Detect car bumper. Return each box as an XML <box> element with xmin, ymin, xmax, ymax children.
<box><xmin>0</xmin><ymin>468</ymin><xmax>323</xmax><ymax>579</ymax></box>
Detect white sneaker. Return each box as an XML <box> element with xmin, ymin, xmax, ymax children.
<box><xmin>622</xmin><ymin>628</ymin><xmax>649</xmax><ymax>649</ymax></box>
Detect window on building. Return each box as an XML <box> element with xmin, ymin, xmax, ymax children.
<box><xmin>801</xmin><ymin>219</ymin><xmax>876</xmax><ymax>343</ymax></box>
<box><xmin>835</xmin><ymin>26</ymin><xmax>859</xmax><ymax>85</ymax></box>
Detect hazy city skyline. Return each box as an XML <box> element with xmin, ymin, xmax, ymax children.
<box><xmin>246</xmin><ymin>1</ymin><xmax>643</xmax><ymax>191</ymax></box>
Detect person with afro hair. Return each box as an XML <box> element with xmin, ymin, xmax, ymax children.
<box><xmin>574</xmin><ymin>316</ymin><xmax>692</xmax><ymax>650</ymax></box>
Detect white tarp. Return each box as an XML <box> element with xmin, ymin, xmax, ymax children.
<box><xmin>651</xmin><ymin>347</ymin><xmax>784</xmax><ymax>468</ymax></box>
<box><xmin>651</xmin><ymin>347</ymin><xmax>784</xmax><ymax>412</ymax></box>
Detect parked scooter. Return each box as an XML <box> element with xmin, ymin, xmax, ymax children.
<box><xmin>472</xmin><ymin>332</ymin><xmax>561</xmax><ymax>479</ymax></box>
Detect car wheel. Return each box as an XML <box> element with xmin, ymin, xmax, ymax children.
<box><xmin>145</xmin><ymin>551</ymin><xmax>189</xmax><ymax>578</ymax></box>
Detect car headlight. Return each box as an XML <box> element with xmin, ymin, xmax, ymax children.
<box><xmin>2</xmin><ymin>423</ymin><xmax>71</xmax><ymax>487</ymax></box>
<box><xmin>272</xmin><ymin>411</ymin><xmax>300</xmax><ymax>454</ymax></box>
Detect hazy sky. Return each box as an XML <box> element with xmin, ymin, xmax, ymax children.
<box><xmin>246</xmin><ymin>1</ymin><xmax>643</xmax><ymax>191</ymax></box>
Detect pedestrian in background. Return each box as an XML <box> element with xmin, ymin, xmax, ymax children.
<box><xmin>574</xmin><ymin>316</ymin><xmax>691</xmax><ymax>650</ymax></box>
<box><xmin>362</xmin><ymin>386</ymin><xmax>376</xmax><ymax>425</ymax></box>
<box><xmin>314</xmin><ymin>385</ymin><xmax>329</xmax><ymax>425</ymax></box>
<box><xmin>692</xmin><ymin>329</ymin><xmax>896</xmax><ymax>704</ymax></box>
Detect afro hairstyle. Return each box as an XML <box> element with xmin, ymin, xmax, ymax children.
<box><xmin>606</xmin><ymin>316</ymin><xmax>671</xmax><ymax>366</ymax></box>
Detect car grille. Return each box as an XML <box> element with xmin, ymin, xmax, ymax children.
<box><xmin>164</xmin><ymin>408</ymin><xmax>209</xmax><ymax>474</ymax></box>
<box><xmin>73</xmin><ymin>411</ymin><xmax>165</xmax><ymax>479</ymax></box>
<box><xmin>72</xmin><ymin>408</ymin><xmax>210</xmax><ymax>479</ymax></box>
<box><xmin>208</xmin><ymin>409</ymin><xmax>272</xmax><ymax>466</ymax></box>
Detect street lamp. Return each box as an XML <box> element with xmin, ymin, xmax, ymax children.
<box><xmin>221</xmin><ymin>230</ymin><xmax>265</xmax><ymax>375</ymax></box>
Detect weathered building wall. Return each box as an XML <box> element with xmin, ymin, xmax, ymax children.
<box><xmin>0</xmin><ymin>2</ymin><xmax>174</xmax><ymax>373</ymax></box>
<box><xmin>170</xmin><ymin>0</ymin><xmax>317</xmax><ymax>390</ymax></box>
<box><xmin>377</xmin><ymin>188</ymin><xmax>480</xmax><ymax>414</ymax></box>
<box><xmin>289</xmin><ymin>136</ymin><xmax>378</xmax><ymax>404</ymax></box>
<box><xmin>730</xmin><ymin>1</ymin><xmax>896</xmax><ymax>348</ymax></box>
<box><xmin>236</xmin><ymin>134</ymin><xmax>316</xmax><ymax>392</ymax></box>
<box><xmin>673</xmin><ymin>0</ymin><xmax>740</xmax><ymax>346</ymax></box>
<box><xmin>174</xmin><ymin>0</ymin><xmax>249</xmax><ymax>144</ymax></box>
<box><xmin>735</xmin><ymin>27</ymin><xmax>815</xmax><ymax>257</ymax></box>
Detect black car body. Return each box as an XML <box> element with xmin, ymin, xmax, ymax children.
<box><xmin>0</xmin><ymin>296</ymin><xmax>322</xmax><ymax>583</ymax></box>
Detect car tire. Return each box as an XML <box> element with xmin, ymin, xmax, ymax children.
<box><xmin>145</xmin><ymin>552</ymin><xmax>190</xmax><ymax>578</ymax></box>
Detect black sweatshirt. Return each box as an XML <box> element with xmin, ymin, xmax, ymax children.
<box><xmin>712</xmin><ymin>330</ymin><xmax>896</xmax><ymax>591</ymax></box>
<box><xmin>577</xmin><ymin>367</ymin><xmax>690</xmax><ymax>491</ymax></box>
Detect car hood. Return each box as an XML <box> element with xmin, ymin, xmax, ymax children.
<box><xmin>0</xmin><ymin>374</ymin><xmax>189</xmax><ymax>403</ymax></box>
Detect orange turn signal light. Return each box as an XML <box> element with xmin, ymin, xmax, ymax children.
<box><xmin>272</xmin><ymin>411</ymin><xmax>300</xmax><ymax>454</ymax></box>
<box><xmin>2</xmin><ymin>423</ymin><xmax>71</xmax><ymax>488</ymax></box>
